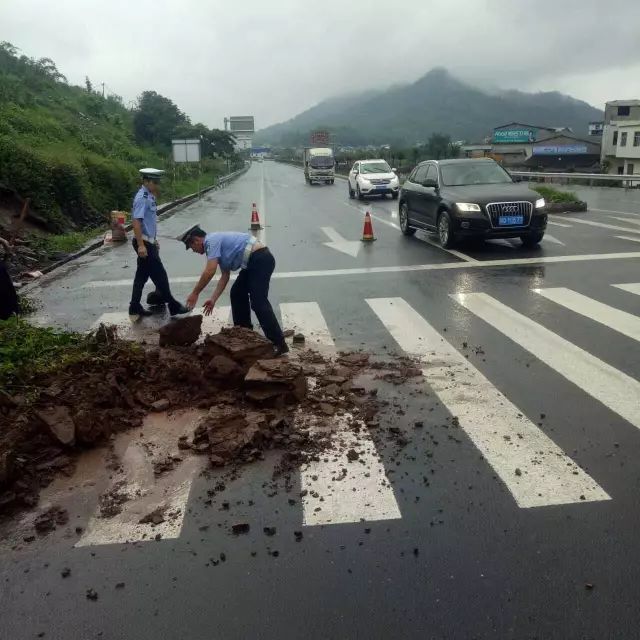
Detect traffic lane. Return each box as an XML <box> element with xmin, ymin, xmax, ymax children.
<box><xmin>262</xmin><ymin>161</ymin><xmax>460</xmax><ymax>271</ymax></box>
<box><xmin>1</xmin><ymin>383</ymin><xmax>638</xmax><ymax>640</ymax></box>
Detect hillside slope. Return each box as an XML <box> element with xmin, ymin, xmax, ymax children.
<box><xmin>256</xmin><ymin>68</ymin><xmax>603</xmax><ymax>146</ymax></box>
<box><xmin>0</xmin><ymin>44</ymin><xmax>225</xmax><ymax>232</ymax></box>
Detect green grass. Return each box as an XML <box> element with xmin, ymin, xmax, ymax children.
<box><xmin>0</xmin><ymin>316</ymin><xmax>87</xmax><ymax>387</ymax></box>
<box><xmin>532</xmin><ymin>185</ymin><xmax>580</xmax><ymax>203</ymax></box>
<box><xmin>28</xmin><ymin>229</ymin><xmax>99</xmax><ymax>258</ymax></box>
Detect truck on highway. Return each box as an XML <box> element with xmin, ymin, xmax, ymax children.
<box><xmin>303</xmin><ymin>147</ymin><xmax>335</xmax><ymax>185</ymax></box>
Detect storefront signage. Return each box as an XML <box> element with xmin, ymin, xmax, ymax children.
<box><xmin>493</xmin><ymin>128</ymin><xmax>536</xmax><ymax>144</ymax></box>
<box><xmin>532</xmin><ymin>145</ymin><xmax>588</xmax><ymax>155</ymax></box>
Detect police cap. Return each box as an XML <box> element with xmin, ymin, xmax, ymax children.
<box><xmin>178</xmin><ymin>224</ymin><xmax>205</xmax><ymax>249</ymax></box>
<box><xmin>139</xmin><ymin>167</ymin><xmax>165</xmax><ymax>181</ymax></box>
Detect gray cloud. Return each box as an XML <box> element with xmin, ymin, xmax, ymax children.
<box><xmin>1</xmin><ymin>0</ymin><xmax>638</xmax><ymax>129</ymax></box>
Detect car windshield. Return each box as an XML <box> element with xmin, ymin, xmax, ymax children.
<box><xmin>310</xmin><ymin>155</ymin><xmax>334</xmax><ymax>168</ymax></box>
<box><xmin>440</xmin><ymin>162</ymin><xmax>513</xmax><ymax>186</ymax></box>
<box><xmin>361</xmin><ymin>162</ymin><xmax>391</xmax><ymax>174</ymax></box>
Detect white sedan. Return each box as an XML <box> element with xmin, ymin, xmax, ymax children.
<box><xmin>348</xmin><ymin>160</ymin><xmax>400</xmax><ymax>200</ymax></box>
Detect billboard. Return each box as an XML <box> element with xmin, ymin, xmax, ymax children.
<box><xmin>311</xmin><ymin>130</ymin><xmax>330</xmax><ymax>145</ymax></box>
<box><xmin>228</xmin><ymin>116</ymin><xmax>255</xmax><ymax>133</ymax></box>
<box><xmin>532</xmin><ymin>144</ymin><xmax>588</xmax><ymax>156</ymax></box>
<box><xmin>172</xmin><ymin>139</ymin><xmax>201</xmax><ymax>163</ymax></box>
<box><xmin>493</xmin><ymin>128</ymin><xmax>536</xmax><ymax>144</ymax></box>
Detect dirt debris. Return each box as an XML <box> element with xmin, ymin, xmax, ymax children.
<box><xmin>33</xmin><ymin>505</ymin><xmax>68</xmax><ymax>534</ymax></box>
<box><xmin>139</xmin><ymin>506</ymin><xmax>167</xmax><ymax>526</ymax></box>
<box><xmin>158</xmin><ymin>315</ymin><xmax>203</xmax><ymax>347</ymax></box>
<box><xmin>0</xmin><ymin>323</ymin><xmax>413</xmax><ymax>517</ymax></box>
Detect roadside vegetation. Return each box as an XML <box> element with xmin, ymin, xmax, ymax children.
<box><xmin>0</xmin><ymin>42</ymin><xmax>241</xmax><ymax>235</ymax></box>
<box><xmin>531</xmin><ymin>185</ymin><xmax>581</xmax><ymax>203</ymax></box>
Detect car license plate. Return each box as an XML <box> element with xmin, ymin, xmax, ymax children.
<box><xmin>498</xmin><ymin>215</ymin><xmax>524</xmax><ymax>225</ymax></box>
<box><xmin>376</xmin><ymin>185</ymin><xmax>386</xmax><ymax>190</ymax></box>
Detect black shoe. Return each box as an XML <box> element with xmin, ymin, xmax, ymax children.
<box><xmin>273</xmin><ymin>343</ymin><xmax>290</xmax><ymax>357</ymax></box>
<box><xmin>169</xmin><ymin>303</ymin><xmax>190</xmax><ymax>317</ymax></box>
<box><xmin>129</xmin><ymin>304</ymin><xmax>152</xmax><ymax>318</ymax></box>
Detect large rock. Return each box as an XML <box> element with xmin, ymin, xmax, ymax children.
<box><xmin>203</xmin><ymin>327</ymin><xmax>274</xmax><ymax>369</ymax></box>
<box><xmin>244</xmin><ymin>359</ymin><xmax>307</xmax><ymax>405</ymax></box>
<box><xmin>206</xmin><ymin>355</ymin><xmax>245</xmax><ymax>385</ymax></box>
<box><xmin>159</xmin><ymin>315</ymin><xmax>203</xmax><ymax>347</ymax></box>
<box><xmin>194</xmin><ymin>406</ymin><xmax>270</xmax><ymax>465</ymax></box>
<box><xmin>36</xmin><ymin>405</ymin><xmax>76</xmax><ymax>446</ymax></box>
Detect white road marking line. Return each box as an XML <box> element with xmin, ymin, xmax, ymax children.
<box><xmin>590</xmin><ymin>208</ymin><xmax>640</xmax><ymax>217</ymax></box>
<box><xmin>552</xmin><ymin>216</ymin><xmax>640</xmax><ymax>235</ymax></box>
<box><xmin>543</xmin><ymin>234</ymin><xmax>565</xmax><ymax>246</ymax></box>
<box><xmin>613</xmin><ymin>282</ymin><xmax>640</xmax><ymax>296</ymax></box>
<box><xmin>547</xmin><ymin>220</ymin><xmax>572</xmax><ymax>228</ymax></box>
<box><xmin>77</xmin><ymin>411</ymin><xmax>205</xmax><ymax>547</ymax></box>
<box><xmin>453</xmin><ymin>292</ymin><xmax>640</xmax><ymax>432</ymax></box>
<box><xmin>92</xmin><ymin>309</ymin><xmax>230</xmax><ymax>341</ymax></box>
<box><xmin>614</xmin><ymin>235</ymin><xmax>640</xmax><ymax>244</ymax></box>
<box><xmin>608</xmin><ymin>216</ymin><xmax>640</xmax><ymax>226</ymax></box>
<box><xmin>367</xmin><ymin>297</ymin><xmax>608</xmax><ymax>508</ymax></box>
<box><xmin>286</xmin><ymin>304</ymin><xmax>400</xmax><ymax>526</ymax></box>
<box><xmin>279</xmin><ymin>302</ymin><xmax>335</xmax><ymax>351</ymax></box>
<box><xmin>419</xmin><ymin>234</ymin><xmax>478</xmax><ymax>262</ymax></box>
<box><xmin>534</xmin><ymin>288</ymin><xmax>640</xmax><ymax>343</ymax></box>
<box><xmin>80</xmin><ymin>251</ymin><xmax>640</xmax><ymax>287</ymax></box>
<box><xmin>200</xmin><ymin>305</ymin><xmax>231</xmax><ymax>335</ymax></box>
<box><xmin>258</xmin><ymin>162</ymin><xmax>267</xmax><ymax>245</ymax></box>
<box><xmin>320</xmin><ymin>226</ymin><xmax>362</xmax><ymax>258</ymax></box>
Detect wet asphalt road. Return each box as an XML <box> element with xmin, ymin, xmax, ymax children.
<box><xmin>3</xmin><ymin>162</ymin><xmax>640</xmax><ymax>639</ymax></box>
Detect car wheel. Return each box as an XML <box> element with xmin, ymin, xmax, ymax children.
<box><xmin>399</xmin><ymin>203</ymin><xmax>416</xmax><ymax>236</ymax></box>
<box><xmin>330</xmin><ymin>179</ymin><xmax>334</xmax><ymax>185</ymax></box>
<box><xmin>437</xmin><ymin>210</ymin><xmax>457</xmax><ymax>248</ymax></box>
<box><xmin>357</xmin><ymin>185</ymin><xmax>364</xmax><ymax>201</ymax></box>
<box><xmin>520</xmin><ymin>232</ymin><xmax>545</xmax><ymax>247</ymax></box>
<box><xmin>392</xmin><ymin>192</ymin><xmax>399</xmax><ymax>200</ymax></box>
<box><xmin>348</xmin><ymin>183</ymin><xmax>355</xmax><ymax>199</ymax></box>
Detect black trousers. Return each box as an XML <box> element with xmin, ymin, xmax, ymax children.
<box><xmin>230</xmin><ymin>248</ymin><xmax>285</xmax><ymax>347</ymax></box>
<box><xmin>0</xmin><ymin>261</ymin><xmax>19</xmax><ymax>321</ymax></box>
<box><xmin>130</xmin><ymin>239</ymin><xmax>179</xmax><ymax>311</ymax></box>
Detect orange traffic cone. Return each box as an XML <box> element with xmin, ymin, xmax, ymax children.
<box><xmin>250</xmin><ymin>203</ymin><xmax>262</xmax><ymax>230</ymax></box>
<box><xmin>361</xmin><ymin>211</ymin><xmax>376</xmax><ymax>242</ymax></box>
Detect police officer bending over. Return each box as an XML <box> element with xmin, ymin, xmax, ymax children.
<box><xmin>180</xmin><ymin>225</ymin><xmax>289</xmax><ymax>357</ymax></box>
<box><xmin>129</xmin><ymin>168</ymin><xmax>189</xmax><ymax>319</ymax></box>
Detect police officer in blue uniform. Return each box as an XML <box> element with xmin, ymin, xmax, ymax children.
<box><xmin>129</xmin><ymin>168</ymin><xmax>188</xmax><ymax>318</ymax></box>
<box><xmin>179</xmin><ymin>224</ymin><xmax>288</xmax><ymax>356</ymax></box>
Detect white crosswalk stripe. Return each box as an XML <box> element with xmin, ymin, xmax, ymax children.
<box><xmin>367</xmin><ymin>297</ymin><xmax>609</xmax><ymax>508</ymax></box>
<box><xmin>283</xmin><ymin>302</ymin><xmax>401</xmax><ymax>525</ymax></box>
<box><xmin>279</xmin><ymin>302</ymin><xmax>335</xmax><ymax>352</ymax></box>
<box><xmin>534</xmin><ymin>288</ymin><xmax>640</xmax><ymax>343</ymax></box>
<box><xmin>613</xmin><ymin>282</ymin><xmax>640</xmax><ymax>296</ymax></box>
<box><xmin>452</xmin><ymin>292</ymin><xmax>640</xmax><ymax>431</ymax></box>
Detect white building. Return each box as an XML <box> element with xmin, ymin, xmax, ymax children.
<box><xmin>600</xmin><ymin>100</ymin><xmax>640</xmax><ymax>179</ymax></box>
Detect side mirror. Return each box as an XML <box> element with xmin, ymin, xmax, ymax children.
<box><xmin>423</xmin><ymin>179</ymin><xmax>438</xmax><ymax>189</ymax></box>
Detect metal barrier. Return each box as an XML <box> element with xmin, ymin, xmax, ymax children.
<box><xmin>510</xmin><ymin>171</ymin><xmax>640</xmax><ymax>188</ymax></box>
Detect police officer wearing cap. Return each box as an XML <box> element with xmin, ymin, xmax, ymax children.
<box><xmin>180</xmin><ymin>225</ymin><xmax>288</xmax><ymax>356</ymax></box>
<box><xmin>129</xmin><ymin>168</ymin><xmax>188</xmax><ymax>318</ymax></box>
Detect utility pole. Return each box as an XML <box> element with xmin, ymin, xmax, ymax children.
<box><xmin>101</xmin><ymin>82</ymin><xmax>105</xmax><ymax>98</ymax></box>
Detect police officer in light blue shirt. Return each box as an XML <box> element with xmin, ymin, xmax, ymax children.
<box><xmin>129</xmin><ymin>168</ymin><xmax>188</xmax><ymax>318</ymax></box>
<box><xmin>179</xmin><ymin>225</ymin><xmax>288</xmax><ymax>356</ymax></box>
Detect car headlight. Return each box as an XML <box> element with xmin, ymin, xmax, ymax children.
<box><xmin>360</xmin><ymin>178</ymin><xmax>372</xmax><ymax>185</ymax></box>
<box><xmin>535</xmin><ymin>198</ymin><xmax>546</xmax><ymax>209</ymax></box>
<box><xmin>456</xmin><ymin>202</ymin><xmax>481</xmax><ymax>212</ymax></box>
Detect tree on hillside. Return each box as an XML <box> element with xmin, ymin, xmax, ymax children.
<box><xmin>85</xmin><ymin>76</ymin><xmax>93</xmax><ymax>93</ymax></box>
<box><xmin>133</xmin><ymin>91</ymin><xmax>188</xmax><ymax>147</ymax></box>
<box><xmin>173</xmin><ymin>122</ymin><xmax>237</xmax><ymax>158</ymax></box>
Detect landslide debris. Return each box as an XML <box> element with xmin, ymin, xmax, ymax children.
<box><xmin>0</xmin><ymin>323</ymin><xmax>422</xmax><ymax>516</ymax></box>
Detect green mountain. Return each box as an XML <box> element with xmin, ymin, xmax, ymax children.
<box><xmin>255</xmin><ymin>68</ymin><xmax>603</xmax><ymax>146</ymax></box>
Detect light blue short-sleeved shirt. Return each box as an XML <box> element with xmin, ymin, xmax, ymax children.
<box><xmin>204</xmin><ymin>232</ymin><xmax>252</xmax><ymax>271</ymax></box>
<box><xmin>132</xmin><ymin>186</ymin><xmax>157</xmax><ymax>239</ymax></box>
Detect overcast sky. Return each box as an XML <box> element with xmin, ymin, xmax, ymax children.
<box><xmin>2</xmin><ymin>0</ymin><xmax>639</xmax><ymax>130</ymax></box>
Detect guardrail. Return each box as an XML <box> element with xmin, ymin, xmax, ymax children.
<box><xmin>511</xmin><ymin>170</ymin><xmax>640</xmax><ymax>188</ymax></box>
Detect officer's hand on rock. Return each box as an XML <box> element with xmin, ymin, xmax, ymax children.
<box><xmin>203</xmin><ymin>299</ymin><xmax>215</xmax><ymax>316</ymax></box>
<box><xmin>186</xmin><ymin>292</ymin><xmax>198</xmax><ymax>310</ymax></box>
<box><xmin>138</xmin><ymin>244</ymin><xmax>148</xmax><ymax>259</ymax></box>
